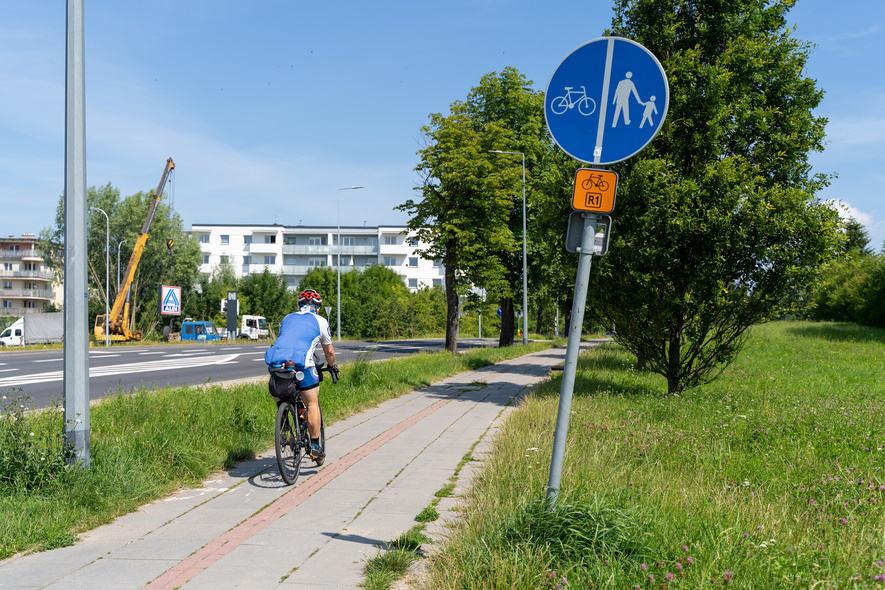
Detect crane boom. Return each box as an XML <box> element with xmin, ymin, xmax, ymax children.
<box><xmin>95</xmin><ymin>157</ymin><xmax>175</xmax><ymax>341</ymax></box>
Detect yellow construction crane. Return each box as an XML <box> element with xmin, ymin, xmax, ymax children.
<box><xmin>94</xmin><ymin>157</ymin><xmax>174</xmax><ymax>342</ymax></box>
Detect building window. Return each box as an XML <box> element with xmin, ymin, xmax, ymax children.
<box><xmin>2</xmin><ymin>301</ymin><xmax>11</xmax><ymax>308</ymax></box>
<box><xmin>2</xmin><ymin>281</ymin><xmax>11</xmax><ymax>289</ymax></box>
<box><xmin>339</xmin><ymin>237</ymin><xmax>356</xmax><ymax>246</ymax></box>
<box><xmin>408</xmin><ymin>257</ymin><xmax>418</xmax><ymax>267</ymax></box>
<box><xmin>367</xmin><ymin>237</ymin><xmax>378</xmax><ymax>246</ymax></box>
<box><xmin>199</xmin><ymin>234</ymin><xmax>209</xmax><ymax>243</ymax></box>
<box><xmin>384</xmin><ymin>257</ymin><xmax>396</xmax><ymax>266</ymax></box>
<box><xmin>220</xmin><ymin>255</ymin><xmax>229</xmax><ymax>264</ymax></box>
<box><xmin>243</xmin><ymin>256</ymin><xmax>252</xmax><ymax>265</ymax></box>
<box><xmin>220</xmin><ymin>235</ymin><xmax>229</xmax><ymax>245</ymax></box>
<box><xmin>408</xmin><ymin>278</ymin><xmax>418</xmax><ymax>288</ymax></box>
<box><xmin>287</xmin><ymin>276</ymin><xmax>298</xmax><ymax>286</ymax></box>
<box><xmin>308</xmin><ymin>237</ymin><xmax>327</xmax><ymax>246</ymax></box>
<box><xmin>264</xmin><ymin>255</ymin><xmax>276</xmax><ymax>265</ymax></box>
<box><xmin>407</xmin><ymin>237</ymin><xmax>419</xmax><ymax>246</ymax></box>
<box><xmin>2</xmin><ymin>263</ymin><xmax>12</xmax><ymax>271</ymax></box>
<box><xmin>202</xmin><ymin>255</ymin><xmax>210</xmax><ymax>264</ymax></box>
<box><xmin>308</xmin><ymin>257</ymin><xmax>326</xmax><ymax>267</ymax></box>
<box><xmin>433</xmin><ymin>279</ymin><xmax>443</xmax><ymax>287</ymax></box>
<box><xmin>433</xmin><ymin>259</ymin><xmax>443</xmax><ymax>267</ymax></box>
<box><xmin>244</xmin><ymin>235</ymin><xmax>252</xmax><ymax>244</ymax></box>
<box><xmin>265</xmin><ymin>235</ymin><xmax>276</xmax><ymax>244</ymax></box>
<box><xmin>24</xmin><ymin>301</ymin><xmax>36</xmax><ymax>308</ymax></box>
<box><xmin>384</xmin><ymin>236</ymin><xmax>397</xmax><ymax>245</ymax></box>
<box><xmin>284</xmin><ymin>235</ymin><xmax>297</xmax><ymax>245</ymax></box>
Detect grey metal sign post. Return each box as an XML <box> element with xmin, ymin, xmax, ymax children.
<box><xmin>545</xmin><ymin>214</ymin><xmax>598</xmax><ymax>503</ymax></box>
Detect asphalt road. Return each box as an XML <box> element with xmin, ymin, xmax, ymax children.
<box><xmin>0</xmin><ymin>338</ymin><xmax>497</xmax><ymax>409</ymax></box>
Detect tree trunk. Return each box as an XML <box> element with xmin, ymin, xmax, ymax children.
<box><xmin>666</xmin><ymin>331</ymin><xmax>682</xmax><ymax>394</ymax></box>
<box><xmin>498</xmin><ymin>297</ymin><xmax>514</xmax><ymax>347</ymax></box>
<box><xmin>444</xmin><ymin>249</ymin><xmax>458</xmax><ymax>353</ymax></box>
<box><xmin>535</xmin><ymin>302</ymin><xmax>544</xmax><ymax>336</ymax></box>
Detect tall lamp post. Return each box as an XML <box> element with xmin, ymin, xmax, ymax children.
<box><xmin>112</xmin><ymin>238</ymin><xmax>126</xmax><ymax>292</ymax></box>
<box><xmin>90</xmin><ymin>206</ymin><xmax>110</xmax><ymax>347</ymax></box>
<box><xmin>489</xmin><ymin>150</ymin><xmax>528</xmax><ymax>345</ymax></box>
<box><xmin>337</xmin><ymin>185</ymin><xmax>364</xmax><ymax>341</ymax></box>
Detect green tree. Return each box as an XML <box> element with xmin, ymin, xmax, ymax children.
<box><xmin>463</xmin><ymin>68</ymin><xmax>550</xmax><ymax>346</ymax></box>
<box><xmin>398</xmin><ymin>107</ymin><xmax>517</xmax><ymax>352</ymax></box>
<box><xmin>239</xmin><ymin>268</ymin><xmax>293</xmax><ymax>323</ymax></box>
<box><xmin>589</xmin><ymin>0</ymin><xmax>843</xmax><ymax>393</ymax></box>
<box><xmin>843</xmin><ymin>217</ymin><xmax>872</xmax><ymax>255</ymax></box>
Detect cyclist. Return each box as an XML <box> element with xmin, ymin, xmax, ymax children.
<box><xmin>265</xmin><ymin>289</ymin><xmax>338</xmax><ymax>461</ymax></box>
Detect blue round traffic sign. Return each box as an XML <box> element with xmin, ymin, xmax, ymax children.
<box><xmin>545</xmin><ymin>37</ymin><xmax>669</xmax><ymax>165</ymax></box>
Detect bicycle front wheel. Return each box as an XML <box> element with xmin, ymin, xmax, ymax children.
<box><xmin>275</xmin><ymin>402</ymin><xmax>303</xmax><ymax>485</ymax></box>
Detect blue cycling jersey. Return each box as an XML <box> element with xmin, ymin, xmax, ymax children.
<box><xmin>265</xmin><ymin>307</ymin><xmax>332</xmax><ymax>369</ymax></box>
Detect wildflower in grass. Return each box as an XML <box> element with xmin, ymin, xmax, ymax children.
<box><xmin>648</xmin><ymin>573</ymin><xmax>654</xmax><ymax>582</ymax></box>
<box><xmin>675</xmin><ymin>562</ymin><xmax>682</xmax><ymax>570</ymax></box>
<box><xmin>687</xmin><ymin>557</ymin><xmax>694</xmax><ymax>565</ymax></box>
<box><xmin>641</xmin><ymin>564</ymin><xmax>647</xmax><ymax>571</ymax></box>
<box><xmin>841</xmin><ymin>518</ymin><xmax>848</xmax><ymax>524</ymax></box>
<box><xmin>724</xmin><ymin>571</ymin><xmax>733</xmax><ymax>583</ymax></box>
<box><xmin>682</xmin><ymin>544</ymin><xmax>688</xmax><ymax>551</ymax></box>
<box><xmin>666</xmin><ymin>572</ymin><xmax>675</xmax><ymax>581</ymax></box>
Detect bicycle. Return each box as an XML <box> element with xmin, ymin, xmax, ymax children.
<box><xmin>581</xmin><ymin>173</ymin><xmax>610</xmax><ymax>192</ymax></box>
<box><xmin>269</xmin><ymin>362</ymin><xmax>338</xmax><ymax>485</ymax></box>
<box><xmin>549</xmin><ymin>86</ymin><xmax>596</xmax><ymax>116</ymax></box>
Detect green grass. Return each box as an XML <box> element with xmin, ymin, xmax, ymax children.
<box><xmin>420</xmin><ymin>321</ymin><xmax>885</xmax><ymax>589</ymax></box>
<box><xmin>0</xmin><ymin>341</ymin><xmax>554</xmax><ymax>559</ymax></box>
<box><xmin>362</xmin><ymin>525</ymin><xmax>433</xmax><ymax>590</ymax></box>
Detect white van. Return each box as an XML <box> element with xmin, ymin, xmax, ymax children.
<box><xmin>0</xmin><ymin>318</ymin><xmax>24</xmax><ymax>347</ymax></box>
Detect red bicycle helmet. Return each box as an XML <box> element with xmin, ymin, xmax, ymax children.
<box><xmin>298</xmin><ymin>289</ymin><xmax>322</xmax><ymax>308</ymax></box>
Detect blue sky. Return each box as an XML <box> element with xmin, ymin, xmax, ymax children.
<box><xmin>1</xmin><ymin>0</ymin><xmax>883</xmax><ymax>250</ymax></box>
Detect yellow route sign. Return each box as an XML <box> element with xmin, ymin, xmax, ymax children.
<box><xmin>572</xmin><ymin>169</ymin><xmax>618</xmax><ymax>213</ymax></box>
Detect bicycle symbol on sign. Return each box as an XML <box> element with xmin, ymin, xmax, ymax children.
<box><xmin>550</xmin><ymin>86</ymin><xmax>597</xmax><ymax>116</ymax></box>
<box><xmin>581</xmin><ymin>173</ymin><xmax>610</xmax><ymax>192</ymax></box>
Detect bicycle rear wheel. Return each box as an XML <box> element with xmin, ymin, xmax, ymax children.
<box><xmin>275</xmin><ymin>401</ymin><xmax>303</xmax><ymax>485</ymax></box>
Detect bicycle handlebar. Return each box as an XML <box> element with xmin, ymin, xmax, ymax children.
<box><xmin>317</xmin><ymin>363</ymin><xmax>339</xmax><ymax>384</ymax></box>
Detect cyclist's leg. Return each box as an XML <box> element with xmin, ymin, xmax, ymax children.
<box><xmin>299</xmin><ymin>386</ymin><xmax>321</xmax><ymax>440</ymax></box>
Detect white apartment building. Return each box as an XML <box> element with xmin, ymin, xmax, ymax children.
<box><xmin>187</xmin><ymin>224</ymin><xmax>445</xmax><ymax>292</ymax></box>
<box><xmin>0</xmin><ymin>234</ymin><xmax>62</xmax><ymax>316</ymax></box>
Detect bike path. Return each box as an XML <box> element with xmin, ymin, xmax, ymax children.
<box><xmin>0</xmin><ymin>344</ymin><xmax>593</xmax><ymax>589</ymax></box>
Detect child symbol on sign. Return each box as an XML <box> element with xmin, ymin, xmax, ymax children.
<box><xmin>639</xmin><ymin>95</ymin><xmax>658</xmax><ymax>129</ymax></box>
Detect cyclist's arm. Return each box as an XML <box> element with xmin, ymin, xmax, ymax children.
<box><xmin>321</xmin><ymin>342</ymin><xmax>336</xmax><ymax>367</ymax></box>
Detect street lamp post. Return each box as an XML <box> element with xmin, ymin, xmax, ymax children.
<box><xmin>90</xmin><ymin>206</ymin><xmax>110</xmax><ymax>347</ymax></box>
<box><xmin>489</xmin><ymin>150</ymin><xmax>528</xmax><ymax>345</ymax></box>
<box><xmin>113</xmin><ymin>239</ymin><xmax>126</xmax><ymax>293</ymax></box>
<box><xmin>337</xmin><ymin>186</ymin><xmax>364</xmax><ymax>341</ymax></box>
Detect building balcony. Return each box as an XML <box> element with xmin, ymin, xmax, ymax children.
<box><xmin>0</xmin><ymin>270</ymin><xmax>55</xmax><ymax>281</ymax></box>
<box><xmin>0</xmin><ymin>289</ymin><xmax>56</xmax><ymax>300</ymax></box>
<box><xmin>0</xmin><ymin>306</ymin><xmax>47</xmax><ymax>316</ymax></box>
<box><xmin>247</xmin><ymin>242</ymin><xmax>280</xmax><ymax>254</ymax></box>
<box><xmin>0</xmin><ymin>249</ymin><xmax>42</xmax><ymax>260</ymax></box>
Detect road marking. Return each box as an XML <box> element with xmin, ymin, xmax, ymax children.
<box><xmin>0</xmin><ymin>368</ymin><xmax>18</xmax><ymax>373</ymax></box>
<box><xmin>0</xmin><ymin>354</ymin><xmax>242</xmax><ymax>388</ymax></box>
<box><xmin>32</xmin><ymin>358</ymin><xmax>62</xmax><ymax>363</ymax></box>
<box><xmin>138</xmin><ymin>351</ymin><xmax>167</xmax><ymax>355</ymax></box>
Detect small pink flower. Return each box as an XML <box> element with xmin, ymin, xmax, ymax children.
<box><xmin>666</xmin><ymin>572</ymin><xmax>675</xmax><ymax>581</ymax></box>
<box><xmin>682</xmin><ymin>544</ymin><xmax>688</xmax><ymax>551</ymax></box>
<box><xmin>841</xmin><ymin>518</ymin><xmax>848</xmax><ymax>525</ymax></box>
<box><xmin>648</xmin><ymin>573</ymin><xmax>654</xmax><ymax>582</ymax></box>
<box><xmin>641</xmin><ymin>563</ymin><xmax>647</xmax><ymax>571</ymax></box>
<box><xmin>687</xmin><ymin>557</ymin><xmax>694</xmax><ymax>565</ymax></box>
<box><xmin>675</xmin><ymin>562</ymin><xmax>682</xmax><ymax>570</ymax></box>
